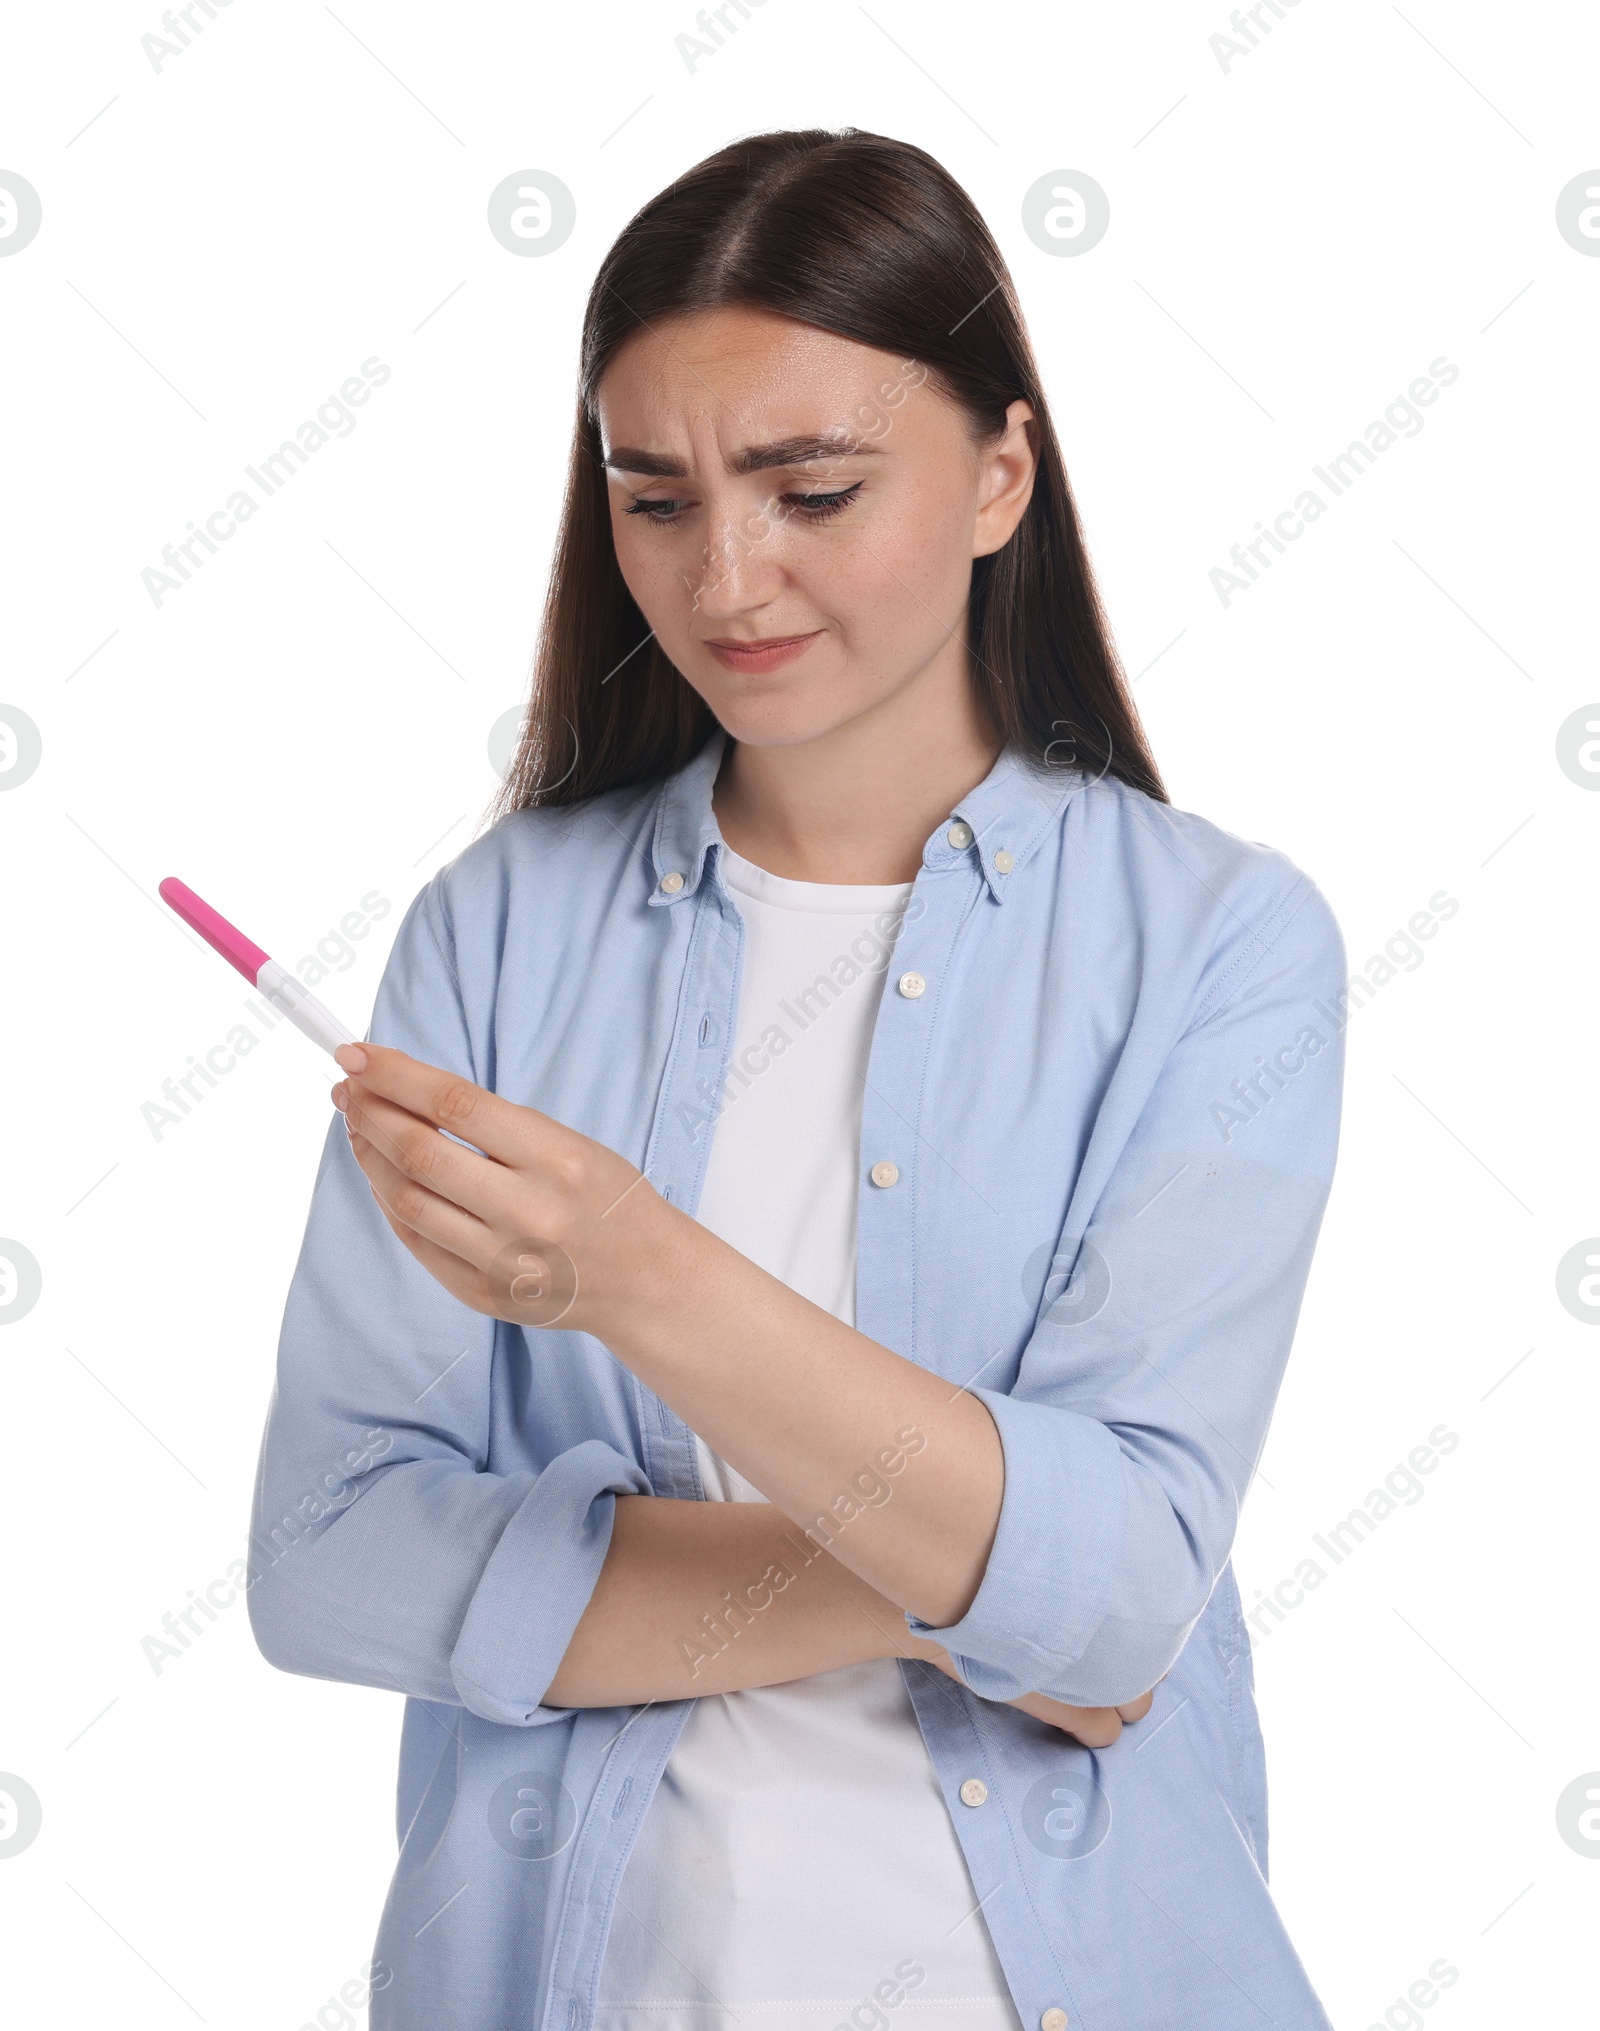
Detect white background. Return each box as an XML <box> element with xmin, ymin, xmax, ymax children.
<box><xmin>2</xmin><ymin>1</ymin><xmax>1596</xmax><ymax>2025</ymax></box>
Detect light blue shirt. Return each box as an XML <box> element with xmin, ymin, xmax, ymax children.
<box><xmin>249</xmin><ymin>730</ymin><xmax>1346</xmax><ymax>2030</ymax></box>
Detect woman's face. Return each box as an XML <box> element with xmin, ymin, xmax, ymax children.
<box><xmin>595</xmin><ymin>306</ymin><xmax>1036</xmax><ymax>749</ymax></box>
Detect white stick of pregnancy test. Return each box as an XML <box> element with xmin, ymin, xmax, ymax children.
<box><xmin>159</xmin><ymin>875</ymin><xmax>358</xmax><ymax>1058</ymax></box>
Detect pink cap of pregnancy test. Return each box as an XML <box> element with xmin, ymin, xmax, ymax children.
<box><xmin>159</xmin><ymin>877</ymin><xmax>272</xmax><ymax>985</ymax></box>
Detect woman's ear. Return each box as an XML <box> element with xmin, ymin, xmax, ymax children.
<box><xmin>972</xmin><ymin>399</ymin><xmax>1038</xmax><ymax>558</ymax></box>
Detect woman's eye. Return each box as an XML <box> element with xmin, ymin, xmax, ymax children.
<box><xmin>782</xmin><ymin>483</ymin><xmax>862</xmax><ymax>519</ymax></box>
<box><xmin>621</xmin><ymin>481</ymin><xmax>863</xmax><ymax>525</ymax></box>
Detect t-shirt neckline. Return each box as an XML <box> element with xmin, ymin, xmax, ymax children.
<box><xmin>718</xmin><ymin>843</ymin><xmax>915</xmax><ymax>914</ymax></box>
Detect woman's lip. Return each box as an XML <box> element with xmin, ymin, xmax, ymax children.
<box><xmin>703</xmin><ymin>630</ymin><xmax>824</xmax><ymax>673</ymax></box>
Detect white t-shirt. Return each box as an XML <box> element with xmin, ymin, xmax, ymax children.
<box><xmin>594</xmin><ymin>848</ymin><xmax>1021</xmax><ymax>2031</ymax></box>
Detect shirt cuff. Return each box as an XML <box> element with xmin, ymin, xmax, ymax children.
<box><xmin>449</xmin><ymin>1440</ymin><xmax>651</xmax><ymax>1724</ymax></box>
<box><xmin>903</xmin><ymin>1386</ymin><xmax>1132</xmax><ymax>1704</ymax></box>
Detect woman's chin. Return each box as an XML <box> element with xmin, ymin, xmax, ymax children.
<box><xmin>686</xmin><ymin>675</ymin><xmax>869</xmax><ymax>752</ymax></box>
<box><xmin>712</xmin><ymin>707</ymin><xmax>871</xmax><ymax>752</ymax></box>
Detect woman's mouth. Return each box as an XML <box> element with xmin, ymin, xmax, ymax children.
<box><xmin>703</xmin><ymin>630</ymin><xmax>824</xmax><ymax>674</ymax></box>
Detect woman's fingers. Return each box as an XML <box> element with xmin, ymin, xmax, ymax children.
<box><xmin>1011</xmin><ymin>1684</ymin><xmax>1162</xmax><ymax>1745</ymax></box>
<box><xmin>338</xmin><ymin>1079</ymin><xmax>514</xmax><ymax>1228</ymax></box>
<box><xmin>334</xmin><ymin>1043</ymin><xmax>549</xmax><ymax>1170</ymax></box>
<box><xmin>369</xmin><ymin>1190</ymin><xmax>492</xmax><ymax>1308</ymax></box>
<box><xmin>1062</xmin><ymin>1707</ymin><xmax>1122</xmax><ymax>1748</ymax></box>
<box><xmin>347</xmin><ymin>1125</ymin><xmax>494</xmax><ymax>1269</ymax></box>
<box><xmin>910</xmin><ymin>1649</ymin><xmax>1159</xmax><ymax>1750</ymax></box>
<box><xmin>1007</xmin><ymin>1689</ymin><xmax>1123</xmax><ymax>1747</ymax></box>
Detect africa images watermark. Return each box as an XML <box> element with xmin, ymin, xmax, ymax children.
<box><xmin>827</xmin><ymin>1958</ymin><xmax>930</xmax><ymax>2031</ymax></box>
<box><xmin>676</xmin><ymin>894</ymin><xmax>925</xmax><ymax>1144</ymax></box>
<box><xmin>676</xmin><ymin>1422</ymin><xmax>929</xmax><ymax>1677</ymax></box>
<box><xmin>141</xmin><ymin>1427</ymin><xmax>394</xmax><ymax>1674</ymax></box>
<box><xmin>1209</xmin><ymin>0</ymin><xmax>1315</xmax><ymax>75</ymax></box>
<box><xmin>1244</xmin><ymin>1421</ymin><xmax>1460</xmax><ymax>1644</ymax></box>
<box><xmin>142</xmin><ymin>889</ymin><xmax>390</xmax><ymax>1139</ymax></box>
<box><xmin>140</xmin><ymin>0</ymin><xmax>248</xmax><ymax>74</ymax></box>
<box><xmin>1209</xmin><ymin>355</ymin><xmax>1460</xmax><ymax>607</ymax></box>
<box><xmin>1209</xmin><ymin>887</ymin><xmax>1459</xmax><ymax>1142</ymax></box>
<box><xmin>675</xmin><ymin>0</ymin><xmax>778</xmax><ymax>73</ymax></box>
<box><xmin>294</xmin><ymin>1958</ymin><xmax>395</xmax><ymax>2031</ymax></box>
<box><xmin>140</xmin><ymin>356</ymin><xmax>392</xmax><ymax>608</ymax></box>
<box><xmin>1361</xmin><ymin>1958</ymin><xmax>1461</xmax><ymax>2031</ymax></box>
<box><xmin>686</xmin><ymin>356</ymin><xmax>930</xmax><ymax>615</ymax></box>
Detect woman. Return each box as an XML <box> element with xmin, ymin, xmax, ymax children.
<box><xmin>249</xmin><ymin>129</ymin><xmax>1346</xmax><ymax>2031</ymax></box>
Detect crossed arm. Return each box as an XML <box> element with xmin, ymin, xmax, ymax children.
<box><xmin>544</xmin><ymin>1494</ymin><xmax>1154</xmax><ymax>1745</ymax></box>
<box><xmin>331</xmin><ymin>1041</ymin><xmax>1153</xmax><ymax>1747</ymax></box>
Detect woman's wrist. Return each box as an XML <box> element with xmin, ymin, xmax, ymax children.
<box><xmin>577</xmin><ymin>1173</ymin><xmax>730</xmax><ymax>1358</ymax></box>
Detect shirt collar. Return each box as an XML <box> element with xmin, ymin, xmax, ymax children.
<box><xmin>923</xmin><ymin>743</ymin><xmax>1085</xmax><ymax>903</ymax></box>
<box><xmin>648</xmin><ymin>730</ymin><xmax>729</xmax><ymax>906</ymax></box>
<box><xmin>649</xmin><ymin>728</ymin><xmax>1084</xmax><ymax>907</ymax></box>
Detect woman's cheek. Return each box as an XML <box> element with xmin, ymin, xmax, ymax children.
<box><xmin>611</xmin><ymin>528</ymin><xmax>685</xmax><ymax>632</ymax></box>
<box><xmin>837</xmin><ymin>510</ymin><xmax>958</xmax><ymax>627</ymax></box>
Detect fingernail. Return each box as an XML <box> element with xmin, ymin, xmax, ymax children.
<box><xmin>334</xmin><ymin>1044</ymin><xmax>369</xmax><ymax>1073</ymax></box>
<box><xmin>331</xmin><ymin>1083</ymin><xmax>349</xmax><ymax>1112</ymax></box>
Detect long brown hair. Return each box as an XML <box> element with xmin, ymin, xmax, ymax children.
<box><xmin>487</xmin><ymin>128</ymin><xmax>1165</xmax><ymax>820</ymax></box>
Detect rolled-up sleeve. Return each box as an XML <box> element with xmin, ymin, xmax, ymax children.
<box><xmin>245</xmin><ymin>875</ymin><xmax>648</xmax><ymax>1726</ymax></box>
<box><xmin>909</xmin><ymin>873</ymin><xmax>1347</xmax><ymax>1707</ymax></box>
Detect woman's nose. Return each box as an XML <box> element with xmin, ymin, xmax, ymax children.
<box><xmin>689</xmin><ymin>496</ymin><xmax>785</xmax><ymax>618</ymax></box>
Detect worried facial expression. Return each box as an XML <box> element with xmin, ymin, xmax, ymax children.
<box><xmin>596</xmin><ymin>307</ymin><xmax>1036</xmax><ymax>749</ymax></box>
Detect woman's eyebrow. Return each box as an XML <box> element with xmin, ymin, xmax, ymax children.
<box><xmin>603</xmin><ymin>433</ymin><xmax>883</xmax><ymax>479</ymax></box>
<box><xmin>604</xmin><ymin>447</ymin><xmax>689</xmax><ymax>478</ymax></box>
<box><xmin>732</xmin><ymin>434</ymin><xmax>883</xmax><ymax>474</ymax></box>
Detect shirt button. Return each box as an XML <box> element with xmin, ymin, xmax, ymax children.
<box><xmin>959</xmin><ymin>1778</ymin><xmax>988</xmax><ymax>1807</ymax></box>
<box><xmin>659</xmin><ymin>871</ymin><xmax>685</xmax><ymax>894</ymax></box>
<box><xmin>869</xmin><ymin>1160</ymin><xmax>900</xmax><ymax>1189</ymax></box>
<box><xmin>994</xmin><ymin>850</ymin><xmax>1014</xmax><ymax>874</ymax></box>
<box><xmin>897</xmin><ymin>971</ymin><xmax>926</xmax><ymax>999</ymax></box>
<box><xmin>947</xmin><ymin>821</ymin><xmax>973</xmax><ymax>850</ymax></box>
<box><xmin>1041</xmin><ymin>2011</ymin><xmax>1069</xmax><ymax>2031</ymax></box>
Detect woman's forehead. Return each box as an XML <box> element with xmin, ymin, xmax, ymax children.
<box><xmin>597</xmin><ymin>311</ymin><xmax>942</xmax><ymax>467</ymax></box>
<box><xmin>601</xmin><ymin>311</ymin><xmax>906</xmax><ymax>411</ymax></box>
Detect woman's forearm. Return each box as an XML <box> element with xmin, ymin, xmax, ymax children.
<box><xmin>592</xmin><ymin>1199</ymin><xmax>1006</xmax><ymax>1631</ymax></box>
<box><xmin>542</xmin><ymin>1494</ymin><xmax>939</xmax><ymax>1707</ymax></box>
<box><xmin>332</xmin><ymin>1045</ymin><xmax>1005</xmax><ymax>1632</ymax></box>
<box><xmin>544</xmin><ymin>1494</ymin><xmax>1159</xmax><ymax>1751</ymax></box>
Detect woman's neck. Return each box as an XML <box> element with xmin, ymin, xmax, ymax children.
<box><xmin>711</xmin><ymin>665</ymin><xmax>1002</xmax><ymax>886</ymax></box>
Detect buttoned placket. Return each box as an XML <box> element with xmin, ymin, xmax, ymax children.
<box><xmin>853</xmin><ymin>803</ymin><xmax>1017</xmax><ymax>1365</ymax></box>
<box><xmin>545</xmin><ymin>840</ymin><xmax>749</xmax><ymax>2028</ymax></box>
<box><xmin>634</xmin><ymin>844</ymin><xmax>748</xmax><ymax>1502</ymax></box>
<box><xmin>549</xmin><ymin>746</ymin><xmax>1084</xmax><ymax>2031</ymax></box>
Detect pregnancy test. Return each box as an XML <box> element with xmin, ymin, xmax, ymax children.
<box><xmin>159</xmin><ymin>876</ymin><xmax>357</xmax><ymax>1058</ymax></box>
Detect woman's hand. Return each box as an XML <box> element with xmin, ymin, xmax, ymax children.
<box><xmin>331</xmin><ymin>1041</ymin><xmax>662</xmax><ymax>1334</ymax></box>
<box><xmin>916</xmin><ymin>1641</ymin><xmax>1156</xmax><ymax>1749</ymax></box>
<box><xmin>1004</xmin><ymin>1683</ymin><xmax>1155</xmax><ymax>1748</ymax></box>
